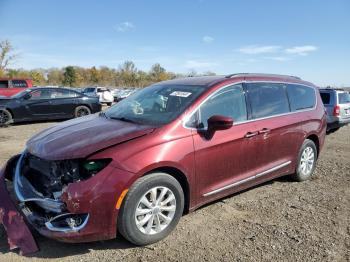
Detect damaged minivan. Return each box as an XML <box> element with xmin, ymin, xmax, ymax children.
<box><xmin>0</xmin><ymin>74</ymin><xmax>326</xmax><ymax>253</ymax></box>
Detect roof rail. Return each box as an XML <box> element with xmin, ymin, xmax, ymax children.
<box><xmin>225</xmin><ymin>73</ymin><xmax>301</xmax><ymax>80</ymax></box>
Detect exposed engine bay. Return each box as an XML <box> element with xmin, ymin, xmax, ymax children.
<box><xmin>13</xmin><ymin>151</ymin><xmax>110</xmax><ymax>233</ymax></box>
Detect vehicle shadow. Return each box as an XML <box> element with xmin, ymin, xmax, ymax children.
<box><xmin>0</xmin><ymin>119</ymin><xmax>64</xmax><ymax>128</ymax></box>
<box><xmin>0</xmin><ymin>229</ymin><xmax>136</xmax><ymax>259</ymax></box>
<box><xmin>196</xmin><ymin>174</ymin><xmax>295</xmax><ymax>212</ymax></box>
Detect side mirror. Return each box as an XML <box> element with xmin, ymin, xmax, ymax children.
<box><xmin>207</xmin><ymin>115</ymin><xmax>233</xmax><ymax>131</ymax></box>
<box><xmin>23</xmin><ymin>93</ymin><xmax>32</xmax><ymax>100</ymax></box>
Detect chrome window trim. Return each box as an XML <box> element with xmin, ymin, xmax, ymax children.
<box><xmin>182</xmin><ymin>81</ymin><xmax>317</xmax><ymax>130</ymax></box>
<box><xmin>203</xmin><ymin>161</ymin><xmax>291</xmax><ymax>197</ymax></box>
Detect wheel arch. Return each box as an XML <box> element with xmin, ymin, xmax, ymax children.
<box><xmin>306</xmin><ymin>134</ymin><xmax>319</xmax><ymax>157</ymax></box>
<box><xmin>76</xmin><ymin>104</ymin><xmax>92</xmax><ymax>111</ymax></box>
<box><xmin>142</xmin><ymin>166</ymin><xmax>191</xmax><ymax>214</ymax></box>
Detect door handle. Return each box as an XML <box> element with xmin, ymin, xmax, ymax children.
<box><xmin>259</xmin><ymin>128</ymin><xmax>270</xmax><ymax>134</ymax></box>
<box><xmin>245</xmin><ymin>131</ymin><xmax>259</xmax><ymax>138</ymax></box>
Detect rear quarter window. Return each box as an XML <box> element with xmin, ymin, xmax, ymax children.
<box><xmin>320</xmin><ymin>92</ymin><xmax>331</xmax><ymax>105</ymax></box>
<box><xmin>338</xmin><ymin>92</ymin><xmax>350</xmax><ymax>104</ymax></box>
<box><xmin>286</xmin><ymin>84</ymin><xmax>316</xmax><ymax>111</ymax></box>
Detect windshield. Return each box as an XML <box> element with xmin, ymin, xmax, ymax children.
<box><xmin>105</xmin><ymin>84</ymin><xmax>206</xmax><ymax>125</ymax></box>
<box><xmin>338</xmin><ymin>92</ymin><xmax>350</xmax><ymax>104</ymax></box>
<box><xmin>11</xmin><ymin>89</ymin><xmax>31</xmax><ymax>98</ymax></box>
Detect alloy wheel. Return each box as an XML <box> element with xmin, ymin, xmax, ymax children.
<box><xmin>77</xmin><ymin>108</ymin><xmax>89</xmax><ymax>117</ymax></box>
<box><xmin>0</xmin><ymin>110</ymin><xmax>10</xmax><ymax>124</ymax></box>
<box><xmin>300</xmin><ymin>146</ymin><xmax>315</xmax><ymax>176</ymax></box>
<box><xmin>135</xmin><ymin>186</ymin><xmax>176</xmax><ymax>235</ymax></box>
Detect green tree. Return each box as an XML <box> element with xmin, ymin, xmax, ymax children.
<box><xmin>89</xmin><ymin>66</ymin><xmax>100</xmax><ymax>84</ymax></box>
<box><xmin>63</xmin><ymin>66</ymin><xmax>77</xmax><ymax>86</ymax></box>
<box><xmin>119</xmin><ymin>61</ymin><xmax>138</xmax><ymax>87</ymax></box>
<box><xmin>29</xmin><ymin>70</ymin><xmax>46</xmax><ymax>86</ymax></box>
<box><xmin>47</xmin><ymin>68</ymin><xmax>63</xmax><ymax>86</ymax></box>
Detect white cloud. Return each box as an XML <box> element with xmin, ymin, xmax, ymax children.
<box><xmin>184</xmin><ymin>60</ymin><xmax>218</xmax><ymax>69</ymax></box>
<box><xmin>115</xmin><ymin>22</ymin><xmax>134</xmax><ymax>32</ymax></box>
<box><xmin>238</xmin><ymin>45</ymin><xmax>282</xmax><ymax>54</ymax></box>
<box><xmin>264</xmin><ymin>56</ymin><xmax>291</xmax><ymax>62</ymax></box>
<box><xmin>285</xmin><ymin>45</ymin><xmax>317</xmax><ymax>56</ymax></box>
<box><xmin>202</xmin><ymin>36</ymin><xmax>214</xmax><ymax>43</ymax></box>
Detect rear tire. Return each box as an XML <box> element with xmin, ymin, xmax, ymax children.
<box><xmin>292</xmin><ymin>139</ymin><xmax>317</xmax><ymax>181</ymax></box>
<box><xmin>118</xmin><ymin>173</ymin><xmax>184</xmax><ymax>246</ymax></box>
<box><xmin>74</xmin><ymin>105</ymin><xmax>91</xmax><ymax>118</ymax></box>
<box><xmin>0</xmin><ymin>109</ymin><xmax>13</xmax><ymax>126</ymax></box>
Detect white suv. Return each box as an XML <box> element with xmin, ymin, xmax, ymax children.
<box><xmin>83</xmin><ymin>87</ymin><xmax>114</xmax><ymax>106</ymax></box>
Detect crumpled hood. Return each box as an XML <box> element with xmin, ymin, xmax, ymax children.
<box><xmin>26</xmin><ymin>114</ymin><xmax>155</xmax><ymax>160</ymax></box>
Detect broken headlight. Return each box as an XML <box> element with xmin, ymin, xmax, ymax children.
<box><xmin>81</xmin><ymin>159</ymin><xmax>112</xmax><ymax>178</ymax></box>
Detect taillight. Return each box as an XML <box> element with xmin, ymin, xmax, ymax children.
<box><xmin>333</xmin><ymin>105</ymin><xmax>340</xmax><ymax>116</ymax></box>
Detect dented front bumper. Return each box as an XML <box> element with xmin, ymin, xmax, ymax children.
<box><xmin>0</xmin><ymin>155</ymin><xmax>39</xmax><ymax>255</ymax></box>
<box><xmin>0</xmin><ymin>152</ymin><xmax>137</xmax><ymax>254</ymax></box>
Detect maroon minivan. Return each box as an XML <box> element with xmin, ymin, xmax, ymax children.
<box><xmin>0</xmin><ymin>74</ymin><xmax>326</xmax><ymax>252</ymax></box>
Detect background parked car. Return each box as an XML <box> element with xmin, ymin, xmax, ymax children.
<box><xmin>82</xmin><ymin>87</ymin><xmax>114</xmax><ymax>106</ymax></box>
<box><xmin>0</xmin><ymin>87</ymin><xmax>101</xmax><ymax>125</ymax></box>
<box><xmin>112</xmin><ymin>88</ymin><xmax>137</xmax><ymax>102</ymax></box>
<box><xmin>319</xmin><ymin>88</ymin><xmax>350</xmax><ymax>133</ymax></box>
<box><xmin>0</xmin><ymin>78</ymin><xmax>33</xmax><ymax>97</ymax></box>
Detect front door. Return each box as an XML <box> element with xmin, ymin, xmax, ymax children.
<box><xmin>22</xmin><ymin>89</ymin><xmax>54</xmax><ymax>119</ymax></box>
<box><xmin>189</xmin><ymin>84</ymin><xmax>261</xmax><ymax>203</ymax></box>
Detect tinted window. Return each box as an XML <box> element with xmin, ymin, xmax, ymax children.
<box><xmin>247</xmin><ymin>83</ymin><xmax>290</xmax><ymax>119</ymax></box>
<box><xmin>0</xmin><ymin>80</ymin><xmax>9</xmax><ymax>88</ymax></box>
<box><xmin>320</xmin><ymin>92</ymin><xmax>331</xmax><ymax>105</ymax></box>
<box><xmin>12</xmin><ymin>80</ymin><xmax>28</xmax><ymax>87</ymax></box>
<box><xmin>338</xmin><ymin>92</ymin><xmax>350</xmax><ymax>104</ymax></box>
<box><xmin>30</xmin><ymin>89</ymin><xmax>52</xmax><ymax>99</ymax></box>
<box><xmin>51</xmin><ymin>89</ymin><xmax>78</xmax><ymax>98</ymax></box>
<box><xmin>83</xmin><ymin>88</ymin><xmax>96</xmax><ymax>93</ymax></box>
<box><xmin>287</xmin><ymin>84</ymin><xmax>315</xmax><ymax>111</ymax></box>
<box><xmin>192</xmin><ymin>84</ymin><xmax>247</xmax><ymax>129</ymax></box>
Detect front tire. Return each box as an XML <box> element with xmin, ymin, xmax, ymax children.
<box><xmin>118</xmin><ymin>173</ymin><xmax>184</xmax><ymax>246</ymax></box>
<box><xmin>292</xmin><ymin>139</ymin><xmax>317</xmax><ymax>181</ymax></box>
<box><xmin>74</xmin><ymin>105</ymin><xmax>91</xmax><ymax>118</ymax></box>
<box><xmin>0</xmin><ymin>109</ymin><xmax>13</xmax><ymax>126</ymax></box>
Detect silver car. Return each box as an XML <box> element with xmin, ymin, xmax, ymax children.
<box><xmin>319</xmin><ymin>88</ymin><xmax>350</xmax><ymax>133</ymax></box>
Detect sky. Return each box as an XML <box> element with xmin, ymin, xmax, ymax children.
<box><xmin>0</xmin><ymin>0</ymin><xmax>349</xmax><ymax>86</ymax></box>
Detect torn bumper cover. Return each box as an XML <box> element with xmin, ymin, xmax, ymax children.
<box><xmin>0</xmin><ymin>155</ymin><xmax>39</xmax><ymax>255</ymax></box>
<box><xmin>14</xmin><ymin>153</ymin><xmax>91</xmax><ymax>235</ymax></box>
<box><xmin>1</xmin><ymin>150</ymin><xmax>136</xmax><ymax>251</ymax></box>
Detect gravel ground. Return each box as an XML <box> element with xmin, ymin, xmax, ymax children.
<box><xmin>0</xmin><ymin>122</ymin><xmax>349</xmax><ymax>262</ymax></box>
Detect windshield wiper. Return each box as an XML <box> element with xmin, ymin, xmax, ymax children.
<box><xmin>109</xmin><ymin>116</ymin><xmax>137</xmax><ymax>123</ymax></box>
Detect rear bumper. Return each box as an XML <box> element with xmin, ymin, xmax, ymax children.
<box><xmin>1</xmin><ymin>152</ymin><xmax>137</xmax><ymax>249</ymax></box>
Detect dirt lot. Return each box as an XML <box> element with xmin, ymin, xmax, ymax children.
<box><xmin>0</xmin><ymin>122</ymin><xmax>349</xmax><ymax>262</ymax></box>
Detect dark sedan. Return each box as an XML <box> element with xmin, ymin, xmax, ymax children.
<box><xmin>0</xmin><ymin>87</ymin><xmax>102</xmax><ymax>125</ymax></box>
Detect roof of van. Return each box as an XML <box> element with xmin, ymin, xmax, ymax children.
<box><xmin>157</xmin><ymin>73</ymin><xmax>314</xmax><ymax>87</ymax></box>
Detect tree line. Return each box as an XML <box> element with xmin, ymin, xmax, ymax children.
<box><xmin>0</xmin><ymin>39</ymin><xmax>215</xmax><ymax>88</ymax></box>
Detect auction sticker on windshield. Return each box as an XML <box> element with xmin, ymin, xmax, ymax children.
<box><xmin>170</xmin><ymin>91</ymin><xmax>192</xmax><ymax>97</ymax></box>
